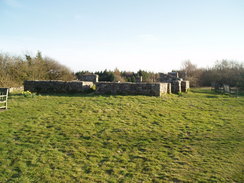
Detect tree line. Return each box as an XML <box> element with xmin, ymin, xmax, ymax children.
<box><xmin>1</xmin><ymin>52</ymin><xmax>243</xmax><ymax>89</ymax></box>
<box><xmin>0</xmin><ymin>52</ymin><xmax>74</xmax><ymax>87</ymax></box>
<box><xmin>179</xmin><ymin>60</ymin><xmax>244</xmax><ymax>89</ymax></box>
<box><xmin>76</xmin><ymin>60</ymin><xmax>244</xmax><ymax>89</ymax></box>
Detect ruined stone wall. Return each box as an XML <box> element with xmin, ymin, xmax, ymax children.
<box><xmin>9</xmin><ymin>87</ymin><xmax>24</xmax><ymax>93</ymax></box>
<box><xmin>95</xmin><ymin>82</ymin><xmax>168</xmax><ymax>96</ymax></box>
<box><xmin>24</xmin><ymin>80</ymin><xmax>94</xmax><ymax>93</ymax></box>
<box><xmin>135</xmin><ymin>76</ymin><xmax>143</xmax><ymax>83</ymax></box>
<box><xmin>23</xmin><ymin>80</ymin><xmax>189</xmax><ymax>96</ymax></box>
<box><xmin>181</xmin><ymin>81</ymin><xmax>190</xmax><ymax>92</ymax></box>
<box><xmin>159</xmin><ymin>72</ymin><xmax>190</xmax><ymax>93</ymax></box>
<box><xmin>159</xmin><ymin>72</ymin><xmax>182</xmax><ymax>83</ymax></box>
<box><xmin>167</xmin><ymin>83</ymin><xmax>172</xmax><ymax>94</ymax></box>
<box><xmin>78</xmin><ymin>74</ymin><xmax>98</xmax><ymax>82</ymax></box>
<box><xmin>159</xmin><ymin>83</ymin><xmax>169</xmax><ymax>95</ymax></box>
<box><xmin>171</xmin><ymin>81</ymin><xmax>181</xmax><ymax>94</ymax></box>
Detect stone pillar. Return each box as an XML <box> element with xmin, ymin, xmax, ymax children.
<box><xmin>136</xmin><ymin>76</ymin><xmax>143</xmax><ymax>83</ymax></box>
<box><xmin>167</xmin><ymin>83</ymin><xmax>171</xmax><ymax>94</ymax></box>
<box><xmin>223</xmin><ymin>84</ymin><xmax>230</xmax><ymax>93</ymax></box>
<box><xmin>94</xmin><ymin>75</ymin><xmax>99</xmax><ymax>82</ymax></box>
<box><xmin>181</xmin><ymin>81</ymin><xmax>190</xmax><ymax>92</ymax></box>
<box><xmin>171</xmin><ymin>81</ymin><xmax>181</xmax><ymax>94</ymax></box>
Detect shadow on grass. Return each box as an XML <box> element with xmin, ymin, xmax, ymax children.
<box><xmin>9</xmin><ymin>92</ymin><xmax>103</xmax><ymax>98</ymax></box>
<box><xmin>9</xmin><ymin>92</ymin><xmax>148</xmax><ymax>98</ymax></box>
<box><xmin>9</xmin><ymin>91</ymin><xmax>162</xmax><ymax>98</ymax></box>
<box><xmin>190</xmin><ymin>88</ymin><xmax>215</xmax><ymax>94</ymax></box>
<box><xmin>0</xmin><ymin>109</ymin><xmax>8</xmax><ymax>112</ymax></box>
<box><xmin>191</xmin><ymin>88</ymin><xmax>244</xmax><ymax>98</ymax></box>
<box><xmin>206</xmin><ymin>95</ymin><xmax>219</xmax><ymax>98</ymax></box>
<box><xmin>37</xmin><ymin>93</ymin><xmax>159</xmax><ymax>98</ymax></box>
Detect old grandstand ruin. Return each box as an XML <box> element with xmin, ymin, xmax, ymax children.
<box><xmin>24</xmin><ymin>72</ymin><xmax>189</xmax><ymax>96</ymax></box>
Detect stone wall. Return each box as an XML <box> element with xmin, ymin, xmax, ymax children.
<box><xmin>23</xmin><ymin>80</ymin><xmax>189</xmax><ymax>96</ymax></box>
<box><xmin>95</xmin><ymin>82</ymin><xmax>168</xmax><ymax>96</ymax></box>
<box><xmin>167</xmin><ymin>83</ymin><xmax>172</xmax><ymax>94</ymax></box>
<box><xmin>171</xmin><ymin>81</ymin><xmax>181</xmax><ymax>94</ymax></box>
<box><xmin>168</xmin><ymin>72</ymin><xmax>179</xmax><ymax>78</ymax></box>
<box><xmin>77</xmin><ymin>74</ymin><xmax>98</xmax><ymax>82</ymax></box>
<box><xmin>159</xmin><ymin>72</ymin><xmax>182</xmax><ymax>83</ymax></box>
<box><xmin>24</xmin><ymin>80</ymin><xmax>94</xmax><ymax>93</ymax></box>
<box><xmin>159</xmin><ymin>72</ymin><xmax>190</xmax><ymax>93</ymax></box>
<box><xmin>9</xmin><ymin>87</ymin><xmax>24</xmax><ymax>93</ymax></box>
<box><xmin>135</xmin><ymin>76</ymin><xmax>143</xmax><ymax>83</ymax></box>
<box><xmin>181</xmin><ymin>81</ymin><xmax>190</xmax><ymax>92</ymax></box>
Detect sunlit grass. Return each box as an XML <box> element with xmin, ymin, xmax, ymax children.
<box><xmin>0</xmin><ymin>88</ymin><xmax>243</xmax><ymax>182</ymax></box>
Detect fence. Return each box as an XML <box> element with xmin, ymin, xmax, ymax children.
<box><xmin>212</xmin><ymin>84</ymin><xmax>239</xmax><ymax>97</ymax></box>
<box><xmin>0</xmin><ymin>88</ymin><xmax>9</xmax><ymax>109</ymax></box>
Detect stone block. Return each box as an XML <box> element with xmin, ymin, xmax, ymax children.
<box><xmin>95</xmin><ymin>82</ymin><xmax>168</xmax><ymax>96</ymax></box>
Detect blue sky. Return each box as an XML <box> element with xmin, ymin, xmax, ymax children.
<box><xmin>0</xmin><ymin>0</ymin><xmax>244</xmax><ymax>72</ymax></box>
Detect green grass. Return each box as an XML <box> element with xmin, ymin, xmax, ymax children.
<box><xmin>0</xmin><ymin>88</ymin><xmax>243</xmax><ymax>182</ymax></box>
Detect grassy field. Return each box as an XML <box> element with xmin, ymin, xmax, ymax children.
<box><xmin>0</xmin><ymin>88</ymin><xmax>243</xmax><ymax>182</ymax></box>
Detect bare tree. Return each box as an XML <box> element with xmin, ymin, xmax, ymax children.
<box><xmin>180</xmin><ymin>60</ymin><xmax>202</xmax><ymax>87</ymax></box>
